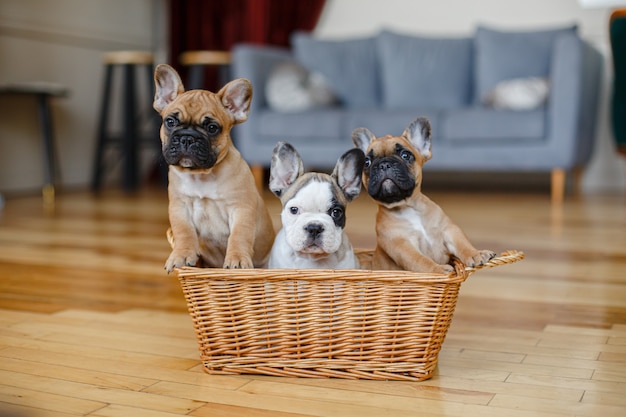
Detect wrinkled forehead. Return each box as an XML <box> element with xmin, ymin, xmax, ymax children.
<box><xmin>165</xmin><ymin>90</ymin><xmax>229</xmax><ymax>123</ymax></box>
<box><xmin>281</xmin><ymin>173</ymin><xmax>347</xmax><ymax>209</ymax></box>
<box><xmin>368</xmin><ymin>134</ymin><xmax>414</xmax><ymax>156</ymax></box>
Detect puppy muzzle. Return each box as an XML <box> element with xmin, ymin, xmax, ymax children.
<box><xmin>285</xmin><ymin>215</ymin><xmax>342</xmax><ymax>255</ymax></box>
<box><xmin>162</xmin><ymin>128</ymin><xmax>216</xmax><ymax>169</ymax></box>
<box><xmin>368</xmin><ymin>157</ymin><xmax>415</xmax><ymax>203</ymax></box>
<box><xmin>299</xmin><ymin>222</ymin><xmax>325</xmax><ymax>253</ymax></box>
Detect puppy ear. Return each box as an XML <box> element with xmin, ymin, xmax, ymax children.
<box><xmin>332</xmin><ymin>148</ymin><xmax>365</xmax><ymax>202</ymax></box>
<box><xmin>219</xmin><ymin>78</ymin><xmax>253</xmax><ymax>124</ymax></box>
<box><xmin>153</xmin><ymin>64</ymin><xmax>185</xmax><ymax>113</ymax></box>
<box><xmin>269</xmin><ymin>142</ymin><xmax>304</xmax><ymax>198</ymax></box>
<box><xmin>352</xmin><ymin>127</ymin><xmax>376</xmax><ymax>154</ymax></box>
<box><xmin>404</xmin><ymin>117</ymin><xmax>432</xmax><ymax>161</ymax></box>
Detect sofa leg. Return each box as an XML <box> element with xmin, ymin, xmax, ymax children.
<box><xmin>572</xmin><ymin>166</ymin><xmax>584</xmax><ymax>198</ymax></box>
<box><xmin>551</xmin><ymin>168</ymin><xmax>566</xmax><ymax>205</ymax></box>
<box><xmin>251</xmin><ymin>165</ymin><xmax>264</xmax><ymax>193</ymax></box>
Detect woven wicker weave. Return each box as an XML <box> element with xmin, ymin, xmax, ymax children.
<box><xmin>176</xmin><ymin>250</ymin><xmax>524</xmax><ymax>381</ymax></box>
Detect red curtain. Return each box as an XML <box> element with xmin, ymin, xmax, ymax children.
<box><xmin>168</xmin><ymin>0</ymin><xmax>326</xmax><ymax>90</ymax></box>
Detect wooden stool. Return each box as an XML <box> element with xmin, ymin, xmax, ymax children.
<box><xmin>92</xmin><ymin>51</ymin><xmax>160</xmax><ymax>192</ymax></box>
<box><xmin>179</xmin><ymin>50</ymin><xmax>231</xmax><ymax>90</ymax></box>
<box><xmin>0</xmin><ymin>82</ymin><xmax>69</xmax><ymax>209</ymax></box>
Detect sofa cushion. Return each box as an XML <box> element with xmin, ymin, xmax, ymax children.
<box><xmin>256</xmin><ymin>108</ymin><xmax>347</xmax><ymax>144</ymax></box>
<box><xmin>344</xmin><ymin>109</ymin><xmax>441</xmax><ymax>142</ymax></box>
<box><xmin>483</xmin><ymin>77</ymin><xmax>550</xmax><ymax>110</ymax></box>
<box><xmin>291</xmin><ymin>32</ymin><xmax>379</xmax><ymax>109</ymax></box>
<box><xmin>265</xmin><ymin>61</ymin><xmax>337</xmax><ymax>113</ymax></box>
<box><xmin>441</xmin><ymin>108</ymin><xmax>546</xmax><ymax>142</ymax></box>
<box><xmin>473</xmin><ymin>24</ymin><xmax>577</xmax><ymax>104</ymax></box>
<box><xmin>376</xmin><ymin>31</ymin><xmax>473</xmax><ymax>109</ymax></box>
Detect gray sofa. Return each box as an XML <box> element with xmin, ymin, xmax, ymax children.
<box><xmin>231</xmin><ymin>25</ymin><xmax>603</xmax><ymax>203</ymax></box>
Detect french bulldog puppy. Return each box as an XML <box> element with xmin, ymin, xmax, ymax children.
<box><xmin>153</xmin><ymin>64</ymin><xmax>274</xmax><ymax>272</ymax></box>
<box><xmin>268</xmin><ymin>142</ymin><xmax>364</xmax><ymax>269</ymax></box>
<box><xmin>352</xmin><ymin>117</ymin><xmax>495</xmax><ymax>273</ymax></box>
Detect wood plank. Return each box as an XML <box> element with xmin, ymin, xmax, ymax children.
<box><xmin>523</xmin><ymin>353</ymin><xmax>626</xmax><ymax>373</ymax></box>
<box><xmin>0</xmin><ymin>356</ymin><xmax>157</xmax><ymax>391</ymax></box>
<box><xmin>191</xmin><ymin>403</ymin><xmax>314</xmax><ymax>417</ymax></box>
<box><xmin>0</xmin><ymin>403</ymin><xmax>77</xmax><ymax>417</ymax></box>
<box><xmin>0</xmin><ymin>369</ymin><xmax>205</xmax><ymax>414</ymax></box>
<box><xmin>146</xmin><ymin>380</ymin><xmax>443</xmax><ymax>417</ymax></box>
<box><xmin>582</xmin><ymin>390</ymin><xmax>626</xmax><ymax>407</ymax></box>
<box><xmin>0</xmin><ymin>383</ymin><xmax>105</xmax><ymax>415</ymax></box>
<box><xmin>438</xmin><ymin>350</ymin><xmax>595</xmax><ymax>380</ymax></box>
<box><xmin>0</xmin><ymin>337</ymin><xmax>200</xmax><ymax>371</ymax></box>
<box><xmin>489</xmin><ymin>393</ymin><xmax>626</xmax><ymax>417</ymax></box>
<box><xmin>0</xmin><ymin>346</ymin><xmax>246</xmax><ymax>390</ymax></box>
<box><xmin>506</xmin><ymin>373</ymin><xmax>623</xmax><ymax>394</ymax></box>
<box><xmin>89</xmin><ymin>404</ymin><xmax>196</xmax><ymax>417</ymax></box>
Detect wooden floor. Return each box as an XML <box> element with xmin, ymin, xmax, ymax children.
<box><xmin>0</xmin><ymin>186</ymin><xmax>625</xmax><ymax>417</ymax></box>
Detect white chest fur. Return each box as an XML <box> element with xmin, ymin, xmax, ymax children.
<box><xmin>393</xmin><ymin>206</ymin><xmax>448</xmax><ymax>264</ymax></box>
<box><xmin>169</xmin><ymin>168</ymin><xmax>231</xmax><ymax>253</ymax></box>
<box><xmin>172</xmin><ymin>169</ymin><xmax>221</xmax><ymax>200</ymax></box>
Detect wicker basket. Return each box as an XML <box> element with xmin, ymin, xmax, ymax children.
<box><xmin>176</xmin><ymin>250</ymin><xmax>524</xmax><ymax>381</ymax></box>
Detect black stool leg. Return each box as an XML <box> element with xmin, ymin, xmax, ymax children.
<box><xmin>36</xmin><ymin>93</ymin><xmax>57</xmax><ymax>209</ymax></box>
<box><xmin>187</xmin><ymin>65</ymin><xmax>204</xmax><ymax>90</ymax></box>
<box><xmin>146</xmin><ymin>64</ymin><xmax>167</xmax><ymax>186</ymax></box>
<box><xmin>92</xmin><ymin>64</ymin><xmax>113</xmax><ymax>191</ymax></box>
<box><xmin>122</xmin><ymin>64</ymin><xmax>139</xmax><ymax>191</ymax></box>
<box><xmin>218</xmin><ymin>64</ymin><xmax>231</xmax><ymax>87</ymax></box>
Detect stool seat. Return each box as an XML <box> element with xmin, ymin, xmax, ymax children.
<box><xmin>0</xmin><ymin>81</ymin><xmax>68</xmax><ymax>97</ymax></box>
<box><xmin>0</xmin><ymin>81</ymin><xmax>69</xmax><ymax>209</ymax></box>
<box><xmin>103</xmin><ymin>51</ymin><xmax>154</xmax><ymax>65</ymax></box>
<box><xmin>179</xmin><ymin>50</ymin><xmax>231</xmax><ymax>66</ymax></box>
<box><xmin>92</xmin><ymin>50</ymin><xmax>161</xmax><ymax>192</ymax></box>
<box><xmin>179</xmin><ymin>50</ymin><xmax>231</xmax><ymax>90</ymax></box>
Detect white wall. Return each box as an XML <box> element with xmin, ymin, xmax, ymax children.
<box><xmin>315</xmin><ymin>0</ymin><xmax>624</xmax><ymax>193</ymax></box>
<box><xmin>0</xmin><ymin>0</ymin><xmax>167</xmax><ymax>194</ymax></box>
<box><xmin>0</xmin><ymin>0</ymin><xmax>623</xmax><ymax>194</ymax></box>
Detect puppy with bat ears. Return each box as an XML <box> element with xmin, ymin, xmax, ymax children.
<box><xmin>353</xmin><ymin>117</ymin><xmax>495</xmax><ymax>274</ymax></box>
<box><xmin>153</xmin><ymin>64</ymin><xmax>275</xmax><ymax>272</ymax></box>
<box><xmin>268</xmin><ymin>142</ymin><xmax>365</xmax><ymax>269</ymax></box>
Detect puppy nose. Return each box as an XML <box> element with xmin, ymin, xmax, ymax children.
<box><xmin>305</xmin><ymin>223</ymin><xmax>324</xmax><ymax>238</ymax></box>
<box><xmin>179</xmin><ymin>135</ymin><xmax>195</xmax><ymax>146</ymax></box>
<box><xmin>379</xmin><ymin>161</ymin><xmax>392</xmax><ymax>171</ymax></box>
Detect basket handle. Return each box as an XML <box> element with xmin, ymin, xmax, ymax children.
<box><xmin>463</xmin><ymin>250</ymin><xmax>525</xmax><ymax>273</ymax></box>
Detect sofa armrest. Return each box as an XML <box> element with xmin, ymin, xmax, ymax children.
<box><xmin>231</xmin><ymin>44</ymin><xmax>293</xmax><ymax>111</ymax></box>
<box><xmin>575</xmin><ymin>39</ymin><xmax>603</xmax><ymax>164</ymax></box>
<box><xmin>547</xmin><ymin>33</ymin><xmax>603</xmax><ymax>168</ymax></box>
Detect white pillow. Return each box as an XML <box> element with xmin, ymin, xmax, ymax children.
<box><xmin>265</xmin><ymin>61</ymin><xmax>337</xmax><ymax>113</ymax></box>
<box><xmin>483</xmin><ymin>77</ymin><xmax>550</xmax><ymax>110</ymax></box>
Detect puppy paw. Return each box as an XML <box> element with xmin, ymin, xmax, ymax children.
<box><xmin>437</xmin><ymin>264</ymin><xmax>455</xmax><ymax>274</ymax></box>
<box><xmin>464</xmin><ymin>250</ymin><xmax>496</xmax><ymax>268</ymax></box>
<box><xmin>223</xmin><ymin>254</ymin><xmax>254</xmax><ymax>269</ymax></box>
<box><xmin>165</xmin><ymin>250</ymin><xmax>199</xmax><ymax>273</ymax></box>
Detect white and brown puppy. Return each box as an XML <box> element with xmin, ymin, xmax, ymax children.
<box><xmin>153</xmin><ymin>64</ymin><xmax>274</xmax><ymax>272</ymax></box>
<box><xmin>268</xmin><ymin>142</ymin><xmax>364</xmax><ymax>269</ymax></box>
<box><xmin>353</xmin><ymin>117</ymin><xmax>495</xmax><ymax>274</ymax></box>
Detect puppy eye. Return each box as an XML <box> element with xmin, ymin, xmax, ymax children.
<box><xmin>364</xmin><ymin>157</ymin><xmax>371</xmax><ymax>168</ymax></box>
<box><xmin>204</xmin><ymin>120</ymin><xmax>221</xmax><ymax>135</ymax></box>
<box><xmin>165</xmin><ymin>117</ymin><xmax>178</xmax><ymax>128</ymax></box>
<box><xmin>289</xmin><ymin>207</ymin><xmax>299</xmax><ymax>215</ymax></box>
<box><xmin>400</xmin><ymin>150</ymin><xmax>413</xmax><ymax>161</ymax></box>
<box><xmin>330</xmin><ymin>207</ymin><xmax>343</xmax><ymax>219</ymax></box>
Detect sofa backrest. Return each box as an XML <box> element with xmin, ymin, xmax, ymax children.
<box><xmin>284</xmin><ymin>24</ymin><xmax>581</xmax><ymax>111</ymax></box>
<box><xmin>472</xmin><ymin>24</ymin><xmax>578</xmax><ymax>104</ymax></box>
<box><xmin>291</xmin><ymin>30</ymin><xmax>476</xmax><ymax>111</ymax></box>
<box><xmin>375</xmin><ymin>30</ymin><xmax>473</xmax><ymax>110</ymax></box>
<box><xmin>291</xmin><ymin>32</ymin><xmax>380</xmax><ymax>109</ymax></box>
